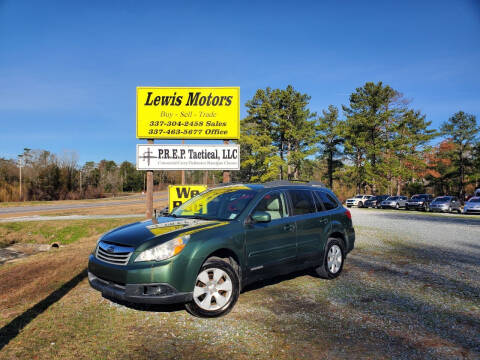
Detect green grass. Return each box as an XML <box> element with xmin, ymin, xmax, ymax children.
<box><xmin>0</xmin><ymin>218</ymin><xmax>140</xmax><ymax>247</ymax></box>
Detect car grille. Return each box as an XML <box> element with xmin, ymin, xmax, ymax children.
<box><xmin>95</xmin><ymin>241</ymin><xmax>134</xmax><ymax>266</ymax></box>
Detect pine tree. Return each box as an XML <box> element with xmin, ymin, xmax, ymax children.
<box><xmin>316</xmin><ymin>105</ymin><xmax>344</xmax><ymax>188</ymax></box>
<box><xmin>441</xmin><ymin>111</ymin><xmax>479</xmax><ymax>199</ymax></box>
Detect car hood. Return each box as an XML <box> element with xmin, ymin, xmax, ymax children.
<box><xmin>100</xmin><ymin>217</ymin><xmax>229</xmax><ymax>248</ymax></box>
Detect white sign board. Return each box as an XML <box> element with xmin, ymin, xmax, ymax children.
<box><xmin>136</xmin><ymin>144</ymin><xmax>240</xmax><ymax>170</ymax></box>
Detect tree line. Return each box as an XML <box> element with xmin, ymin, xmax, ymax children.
<box><xmin>0</xmin><ymin>148</ymin><xmax>224</xmax><ymax>202</ymax></box>
<box><xmin>1</xmin><ymin>81</ymin><xmax>478</xmax><ymax>202</ymax></box>
<box><xmin>235</xmin><ymin>82</ymin><xmax>479</xmax><ymax>200</ymax></box>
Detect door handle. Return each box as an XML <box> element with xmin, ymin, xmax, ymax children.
<box><xmin>318</xmin><ymin>218</ymin><xmax>328</xmax><ymax>224</ymax></box>
<box><xmin>283</xmin><ymin>224</ymin><xmax>295</xmax><ymax>231</ymax></box>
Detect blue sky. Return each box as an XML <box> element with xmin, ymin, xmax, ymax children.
<box><xmin>1</xmin><ymin>0</ymin><xmax>479</xmax><ymax>165</ymax></box>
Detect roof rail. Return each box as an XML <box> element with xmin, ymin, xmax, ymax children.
<box><xmin>264</xmin><ymin>180</ymin><xmax>326</xmax><ymax>188</ymax></box>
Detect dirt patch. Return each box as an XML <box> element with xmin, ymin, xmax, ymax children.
<box><xmin>0</xmin><ymin>243</ymin><xmax>53</xmax><ymax>265</ymax></box>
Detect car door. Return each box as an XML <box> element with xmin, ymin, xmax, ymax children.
<box><xmin>244</xmin><ymin>190</ymin><xmax>296</xmax><ymax>280</ymax></box>
<box><xmin>287</xmin><ymin>189</ymin><xmax>326</xmax><ymax>269</ymax></box>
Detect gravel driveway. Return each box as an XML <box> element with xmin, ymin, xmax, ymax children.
<box><xmin>345</xmin><ymin>208</ymin><xmax>480</xmax><ymax>359</ymax></box>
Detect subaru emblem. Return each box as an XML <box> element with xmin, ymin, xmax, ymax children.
<box><xmin>107</xmin><ymin>246</ymin><xmax>115</xmax><ymax>253</ymax></box>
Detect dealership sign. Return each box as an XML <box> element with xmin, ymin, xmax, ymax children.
<box><xmin>136</xmin><ymin>87</ymin><xmax>240</xmax><ymax>140</ymax></box>
<box><xmin>136</xmin><ymin>144</ymin><xmax>240</xmax><ymax>171</ymax></box>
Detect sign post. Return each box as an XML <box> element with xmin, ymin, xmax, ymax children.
<box><xmin>146</xmin><ymin>139</ymin><xmax>154</xmax><ymax>218</ymax></box>
<box><xmin>223</xmin><ymin>140</ymin><xmax>230</xmax><ymax>183</ymax></box>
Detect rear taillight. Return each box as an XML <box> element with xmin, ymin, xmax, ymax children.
<box><xmin>345</xmin><ymin>208</ymin><xmax>352</xmax><ymax>219</ymax></box>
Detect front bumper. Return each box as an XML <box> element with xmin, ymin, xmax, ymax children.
<box><xmin>88</xmin><ymin>271</ymin><xmax>192</xmax><ymax>305</ymax></box>
<box><xmin>381</xmin><ymin>203</ymin><xmax>397</xmax><ymax>208</ymax></box>
<box><xmin>405</xmin><ymin>202</ymin><xmax>426</xmax><ymax>209</ymax></box>
<box><xmin>430</xmin><ymin>206</ymin><xmax>449</xmax><ymax>212</ymax></box>
<box><xmin>463</xmin><ymin>208</ymin><xmax>480</xmax><ymax>214</ymax></box>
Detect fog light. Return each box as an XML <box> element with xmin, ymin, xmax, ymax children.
<box><xmin>144</xmin><ymin>285</ymin><xmax>163</xmax><ymax>296</ymax></box>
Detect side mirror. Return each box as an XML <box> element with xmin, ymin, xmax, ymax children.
<box><xmin>251</xmin><ymin>211</ymin><xmax>271</xmax><ymax>223</ymax></box>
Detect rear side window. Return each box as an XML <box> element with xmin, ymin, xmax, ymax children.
<box><xmin>288</xmin><ymin>190</ymin><xmax>316</xmax><ymax>215</ymax></box>
<box><xmin>316</xmin><ymin>191</ymin><xmax>339</xmax><ymax>210</ymax></box>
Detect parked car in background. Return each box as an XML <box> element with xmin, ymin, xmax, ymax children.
<box><xmin>345</xmin><ymin>195</ymin><xmax>374</xmax><ymax>208</ymax></box>
<box><xmin>364</xmin><ymin>195</ymin><xmax>389</xmax><ymax>208</ymax></box>
<box><xmin>381</xmin><ymin>196</ymin><xmax>408</xmax><ymax>209</ymax></box>
<box><xmin>429</xmin><ymin>196</ymin><xmax>462</xmax><ymax>213</ymax></box>
<box><xmin>475</xmin><ymin>188</ymin><xmax>480</xmax><ymax>197</ymax></box>
<box><xmin>405</xmin><ymin>194</ymin><xmax>433</xmax><ymax>211</ymax></box>
<box><xmin>463</xmin><ymin>197</ymin><xmax>480</xmax><ymax>214</ymax></box>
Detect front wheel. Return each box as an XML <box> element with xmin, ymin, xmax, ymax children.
<box><xmin>185</xmin><ymin>258</ymin><xmax>240</xmax><ymax>318</ymax></box>
<box><xmin>315</xmin><ymin>238</ymin><xmax>345</xmax><ymax>279</ymax></box>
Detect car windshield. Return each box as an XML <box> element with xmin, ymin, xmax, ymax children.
<box><xmin>387</xmin><ymin>196</ymin><xmax>398</xmax><ymax>200</ymax></box>
<box><xmin>355</xmin><ymin>195</ymin><xmax>363</xmax><ymax>199</ymax></box>
<box><xmin>170</xmin><ymin>186</ymin><xmax>258</xmax><ymax>220</ymax></box>
<box><xmin>433</xmin><ymin>197</ymin><xmax>450</xmax><ymax>203</ymax></box>
<box><xmin>467</xmin><ymin>198</ymin><xmax>480</xmax><ymax>203</ymax></box>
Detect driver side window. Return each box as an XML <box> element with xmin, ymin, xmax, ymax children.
<box><xmin>253</xmin><ymin>192</ymin><xmax>288</xmax><ymax>220</ymax></box>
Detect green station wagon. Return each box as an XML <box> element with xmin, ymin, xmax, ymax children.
<box><xmin>88</xmin><ymin>182</ymin><xmax>355</xmax><ymax>317</ymax></box>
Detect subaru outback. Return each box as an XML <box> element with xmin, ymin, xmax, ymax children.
<box><xmin>88</xmin><ymin>182</ymin><xmax>355</xmax><ymax>317</ymax></box>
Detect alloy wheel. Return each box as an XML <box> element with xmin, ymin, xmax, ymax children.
<box><xmin>327</xmin><ymin>245</ymin><xmax>343</xmax><ymax>274</ymax></box>
<box><xmin>193</xmin><ymin>268</ymin><xmax>233</xmax><ymax>311</ymax></box>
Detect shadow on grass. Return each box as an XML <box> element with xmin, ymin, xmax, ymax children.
<box><xmin>0</xmin><ymin>268</ymin><xmax>87</xmax><ymax>351</ymax></box>
<box><xmin>102</xmin><ymin>295</ymin><xmax>185</xmax><ymax>313</ymax></box>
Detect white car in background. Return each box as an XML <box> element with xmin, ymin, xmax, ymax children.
<box><xmin>463</xmin><ymin>197</ymin><xmax>480</xmax><ymax>214</ymax></box>
<box><xmin>345</xmin><ymin>195</ymin><xmax>374</xmax><ymax>208</ymax></box>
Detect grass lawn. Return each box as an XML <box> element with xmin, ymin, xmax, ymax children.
<box><xmin>0</xmin><ymin>221</ymin><xmax>478</xmax><ymax>359</ymax></box>
<box><xmin>0</xmin><ymin>218</ymin><xmax>142</xmax><ymax>248</ymax></box>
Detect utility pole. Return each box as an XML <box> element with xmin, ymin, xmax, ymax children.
<box><xmin>18</xmin><ymin>154</ymin><xmax>24</xmax><ymax>201</ymax></box>
<box><xmin>146</xmin><ymin>139</ymin><xmax>154</xmax><ymax>219</ymax></box>
<box><xmin>222</xmin><ymin>140</ymin><xmax>230</xmax><ymax>183</ymax></box>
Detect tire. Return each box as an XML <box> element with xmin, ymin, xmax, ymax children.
<box><xmin>185</xmin><ymin>258</ymin><xmax>240</xmax><ymax>318</ymax></box>
<box><xmin>448</xmin><ymin>206</ymin><xmax>452</xmax><ymax>213</ymax></box>
<box><xmin>395</xmin><ymin>203</ymin><xmax>400</xmax><ymax>209</ymax></box>
<box><xmin>315</xmin><ymin>238</ymin><xmax>345</xmax><ymax>279</ymax></box>
<box><xmin>358</xmin><ymin>202</ymin><xmax>363</xmax><ymax>208</ymax></box>
<box><xmin>405</xmin><ymin>205</ymin><xmax>409</xmax><ymax>211</ymax></box>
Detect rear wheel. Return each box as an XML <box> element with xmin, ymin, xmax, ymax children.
<box><xmin>405</xmin><ymin>205</ymin><xmax>409</xmax><ymax>211</ymax></box>
<box><xmin>315</xmin><ymin>238</ymin><xmax>345</xmax><ymax>279</ymax></box>
<box><xmin>358</xmin><ymin>201</ymin><xmax>363</xmax><ymax>208</ymax></box>
<box><xmin>395</xmin><ymin>203</ymin><xmax>400</xmax><ymax>209</ymax></box>
<box><xmin>185</xmin><ymin>258</ymin><xmax>240</xmax><ymax>318</ymax></box>
<box><xmin>448</xmin><ymin>206</ymin><xmax>452</xmax><ymax>213</ymax></box>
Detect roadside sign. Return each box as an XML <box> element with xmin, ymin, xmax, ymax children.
<box><xmin>169</xmin><ymin>184</ymin><xmax>208</xmax><ymax>212</ymax></box>
<box><xmin>136</xmin><ymin>144</ymin><xmax>240</xmax><ymax>171</ymax></box>
<box><xmin>136</xmin><ymin>87</ymin><xmax>240</xmax><ymax>139</ymax></box>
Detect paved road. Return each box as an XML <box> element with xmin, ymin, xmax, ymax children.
<box><xmin>0</xmin><ymin>193</ymin><xmax>167</xmax><ymax>215</ymax></box>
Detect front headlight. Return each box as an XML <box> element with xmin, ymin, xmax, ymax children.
<box><xmin>135</xmin><ymin>235</ymin><xmax>190</xmax><ymax>262</ymax></box>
